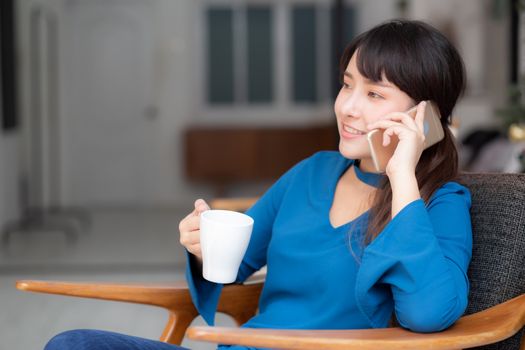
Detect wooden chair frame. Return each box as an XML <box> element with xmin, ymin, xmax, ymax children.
<box><xmin>16</xmin><ymin>196</ymin><xmax>525</xmax><ymax>349</ymax></box>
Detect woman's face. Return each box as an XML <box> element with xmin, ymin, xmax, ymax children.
<box><xmin>334</xmin><ymin>52</ymin><xmax>415</xmax><ymax>167</ymax></box>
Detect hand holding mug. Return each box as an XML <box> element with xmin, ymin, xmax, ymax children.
<box><xmin>179</xmin><ymin>199</ymin><xmax>254</xmax><ymax>283</ymax></box>
<box><xmin>179</xmin><ymin>199</ymin><xmax>210</xmax><ymax>261</ymax></box>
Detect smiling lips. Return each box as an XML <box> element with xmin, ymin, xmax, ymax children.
<box><xmin>342</xmin><ymin>124</ymin><xmax>366</xmax><ymax>137</ymax></box>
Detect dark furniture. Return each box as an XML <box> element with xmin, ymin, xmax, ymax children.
<box><xmin>184</xmin><ymin>125</ymin><xmax>338</xmax><ymax>195</ymax></box>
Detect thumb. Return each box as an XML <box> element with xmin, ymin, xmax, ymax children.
<box><xmin>193</xmin><ymin>199</ymin><xmax>210</xmax><ymax>215</ymax></box>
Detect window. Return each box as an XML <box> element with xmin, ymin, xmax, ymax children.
<box><xmin>207</xmin><ymin>8</ymin><xmax>234</xmax><ymax>104</ymax></box>
<box><xmin>207</xmin><ymin>5</ymin><xmax>274</xmax><ymax>104</ymax></box>
<box><xmin>202</xmin><ymin>1</ymin><xmax>355</xmax><ymax>122</ymax></box>
<box><xmin>247</xmin><ymin>7</ymin><xmax>273</xmax><ymax>103</ymax></box>
<box><xmin>1</xmin><ymin>0</ymin><xmax>18</xmax><ymax>130</ymax></box>
<box><xmin>292</xmin><ymin>5</ymin><xmax>317</xmax><ymax>103</ymax></box>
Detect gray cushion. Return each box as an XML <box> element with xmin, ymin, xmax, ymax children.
<box><xmin>458</xmin><ymin>173</ymin><xmax>525</xmax><ymax>350</ymax></box>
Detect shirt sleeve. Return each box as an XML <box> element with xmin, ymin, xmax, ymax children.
<box><xmin>185</xmin><ymin>157</ymin><xmax>309</xmax><ymax>325</ymax></box>
<box><xmin>355</xmin><ymin>182</ymin><xmax>472</xmax><ymax>332</ymax></box>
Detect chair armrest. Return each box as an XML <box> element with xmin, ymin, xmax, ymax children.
<box><xmin>16</xmin><ymin>279</ymin><xmax>264</xmax><ymax>345</ymax></box>
<box><xmin>16</xmin><ymin>279</ymin><xmax>263</xmax><ymax>316</ymax></box>
<box><xmin>187</xmin><ymin>293</ymin><xmax>525</xmax><ymax>350</ymax></box>
<box><xmin>16</xmin><ymin>280</ymin><xmax>195</xmax><ymax>309</ymax></box>
<box><xmin>16</xmin><ymin>279</ymin><xmax>198</xmax><ymax>344</ymax></box>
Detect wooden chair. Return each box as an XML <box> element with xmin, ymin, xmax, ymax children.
<box><xmin>16</xmin><ymin>173</ymin><xmax>525</xmax><ymax>349</ymax></box>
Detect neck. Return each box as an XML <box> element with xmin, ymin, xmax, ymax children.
<box><xmin>358</xmin><ymin>158</ymin><xmax>377</xmax><ymax>173</ymax></box>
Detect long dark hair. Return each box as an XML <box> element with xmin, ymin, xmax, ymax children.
<box><xmin>339</xmin><ymin>20</ymin><xmax>466</xmax><ymax>245</ymax></box>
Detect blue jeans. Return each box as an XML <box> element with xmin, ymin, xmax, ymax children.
<box><xmin>44</xmin><ymin>329</ymin><xmax>190</xmax><ymax>350</ymax></box>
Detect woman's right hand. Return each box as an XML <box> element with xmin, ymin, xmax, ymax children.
<box><xmin>179</xmin><ymin>199</ymin><xmax>210</xmax><ymax>261</ymax></box>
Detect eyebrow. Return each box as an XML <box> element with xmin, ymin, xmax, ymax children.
<box><xmin>343</xmin><ymin>71</ymin><xmax>394</xmax><ymax>89</ymax></box>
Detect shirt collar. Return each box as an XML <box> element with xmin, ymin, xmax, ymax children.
<box><xmin>353</xmin><ymin>160</ymin><xmax>386</xmax><ymax>188</ymax></box>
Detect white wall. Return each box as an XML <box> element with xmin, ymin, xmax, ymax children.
<box><xmin>16</xmin><ymin>0</ymin><xmax>208</xmax><ymax>209</ymax></box>
<box><xmin>149</xmin><ymin>0</ymin><xmax>207</xmax><ymax>206</ymax></box>
<box><xmin>0</xmin><ymin>134</ymin><xmax>20</xmax><ymax>228</ymax></box>
<box><xmin>13</xmin><ymin>0</ymin><xmax>511</xmax><ymax>210</ymax></box>
<box><xmin>410</xmin><ymin>0</ymin><xmax>509</xmax><ymax>135</ymax></box>
<box><xmin>357</xmin><ymin>0</ymin><xmax>400</xmax><ymax>31</ymax></box>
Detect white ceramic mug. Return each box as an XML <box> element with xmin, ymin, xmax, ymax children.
<box><xmin>200</xmin><ymin>210</ymin><xmax>254</xmax><ymax>283</ymax></box>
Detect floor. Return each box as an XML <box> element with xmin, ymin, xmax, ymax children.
<box><xmin>0</xmin><ymin>208</ymin><xmax>237</xmax><ymax>350</ymax></box>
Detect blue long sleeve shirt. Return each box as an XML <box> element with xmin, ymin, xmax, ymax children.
<box><xmin>185</xmin><ymin>151</ymin><xmax>472</xmax><ymax>349</ymax></box>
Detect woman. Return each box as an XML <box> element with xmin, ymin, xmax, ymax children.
<box><xmin>45</xmin><ymin>19</ymin><xmax>472</xmax><ymax>350</ymax></box>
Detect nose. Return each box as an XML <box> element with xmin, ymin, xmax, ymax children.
<box><xmin>339</xmin><ymin>92</ymin><xmax>362</xmax><ymax>119</ymax></box>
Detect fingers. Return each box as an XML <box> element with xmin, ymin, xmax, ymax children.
<box><xmin>179</xmin><ymin>219</ymin><xmax>201</xmax><ymax>257</ymax></box>
<box><xmin>414</xmin><ymin>101</ymin><xmax>427</xmax><ymax>133</ymax></box>
<box><xmin>192</xmin><ymin>198</ymin><xmax>210</xmax><ymax>216</ymax></box>
<box><xmin>367</xmin><ymin>119</ymin><xmax>406</xmax><ymax>147</ymax></box>
<box><xmin>179</xmin><ymin>198</ymin><xmax>210</xmax><ymax>258</ymax></box>
<box><xmin>181</xmin><ymin>199</ymin><xmax>209</xmax><ymax>222</ymax></box>
<box><xmin>367</xmin><ymin>119</ymin><xmax>403</xmax><ymax>131</ymax></box>
<box><xmin>186</xmin><ymin>243</ymin><xmax>202</xmax><ymax>259</ymax></box>
<box><xmin>182</xmin><ymin>229</ymin><xmax>201</xmax><ymax>245</ymax></box>
<box><xmin>367</xmin><ymin>104</ymin><xmax>429</xmax><ymax>146</ymax></box>
<box><xmin>382</xmin><ymin>126</ymin><xmax>405</xmax><ymax>146</ymax></box>
<box><xmin>367</xmin><ymin>112</ymin><xmax>418</xmax><ymax>132</ymax></box>
<box><xmin>179</xmin><ymin>215</ymin><xmax>199</xmax><ymax>233</ymax></box>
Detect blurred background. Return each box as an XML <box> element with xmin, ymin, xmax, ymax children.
<box><xmin>0</xmin><ymin>0</ymin><xmax>524</xmax><ymax>349</ymax></box>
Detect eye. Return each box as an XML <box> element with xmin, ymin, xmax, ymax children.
<box><xmin>339</xmin><ymin>77</ymin><xmax>352</xmax><ymax>89</ymax></box>
<box><xmin>341</xmin><ymin>81</ymin><xmax>352</xmax><ymax>89</ymax></box>
<box><xmin>368</xmin><ymin>91</ymin><xmax>383</xmax><ymax>99</ymax></box>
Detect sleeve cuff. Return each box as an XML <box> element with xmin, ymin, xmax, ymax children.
<box><xmin>185</xmin><ymin>250</ymin><xmax>223</xmax><ymax>325</ymax></box>
<box><xmin>355</xmin><ymin>199</ymin><xmax>446</xmax><ymax>327</ymax></box>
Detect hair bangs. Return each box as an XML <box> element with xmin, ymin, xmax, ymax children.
<box><xmin>358</xmin><ymin>29</ymin><xmax>418</xmax><ymax>92</ymax></box>
<box><xmin>339</xmin><ymin>21</ymin><xmax>423</xmax><ymax>101</ymax></box>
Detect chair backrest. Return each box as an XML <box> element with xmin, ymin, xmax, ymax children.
<box><xmin>458</xmin><ymin>173</ymin><xmax>525</xmax><ymax>350</ymax></box>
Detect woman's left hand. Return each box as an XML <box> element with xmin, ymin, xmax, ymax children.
<box><xmin>366</xmin><ymin>101</ymin><xmax>427</xmax><ymax>177</ymax></box>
